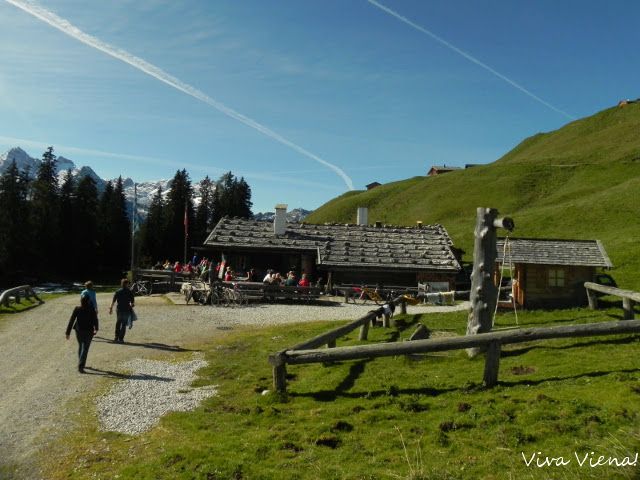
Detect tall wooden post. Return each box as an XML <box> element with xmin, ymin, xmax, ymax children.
<box><xmin>466</xmin><ymin>208</ymin><xmax>514</xmax><ymax>357</ymax></box>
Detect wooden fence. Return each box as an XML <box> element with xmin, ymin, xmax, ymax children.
<box><xmin>0</xmin><ymin>285</ymin><xmax>43</xmax><ymax>307</ymax></box>
<box><xmin>269</xmin><ymin>302</ymin><xmax>640</xmax><ymax>393</ymax></box>
<box><xmin>269</xmin><ymin>296</ymin><xmax>407</xmax><ymax>391</ymax></box>
<box><xmin>584</xmin><ymin>282</ymin><xmax>640</xmax><ymax>320</ymax></box>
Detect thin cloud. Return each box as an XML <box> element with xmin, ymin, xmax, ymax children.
<box><xmin>5</xmin><ymin>0</ymin><xmax>355</xmax><ymax>190</ymax></box>
<box><xmin>367</xmin><ymin>0</ymin><xmax>575</xmax><ymax>120</ymax></box>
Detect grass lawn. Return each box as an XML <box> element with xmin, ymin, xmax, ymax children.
<box><xmin>0</xmin><ymin>292</ymin><xmax>67</xmax><ymax>317</ymax></box>
<box><xmin>46</xmin><ymin>307</ymin><xmax>640</xmax><ymax>479</ymax></box>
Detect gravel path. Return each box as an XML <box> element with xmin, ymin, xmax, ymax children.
<box><xmin>0</xmin><ymin>293</ymin><xmax>467</xmax><ymax>478</ymax></box>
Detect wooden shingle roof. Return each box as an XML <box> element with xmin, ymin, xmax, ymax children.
<box><xmin>204</xmin><ymin>217</ymin><xmax>461</xmax><ymax>272</ymax></box>
<box><xmin>496</xmin><ymin>238</ymin><xmax>613</xmax><ymax>268</ymax></box>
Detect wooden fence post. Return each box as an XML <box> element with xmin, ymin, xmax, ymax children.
<box><xmin>269</xmin><ymin>352</ymin><xmax>288</xmax><ymax>393</ymax></box>
<box><xmin>383</xmin><ymin>312</ymin><xmax>391</xmax><ymax>328</ymax></box>
<box><xmin>400</xmin><ymin>300</ymin><xmax>407</xmax><ymax>315</ymax></box>
<box><xmin>587</xmin><ymin>288</ymin><xmax>598</xmax><ymax>310</ymax></box>
<box><xmin>359</xmin><ymin>321</ymin><xmax>369</xmax><ymax>340</ymax></box>
<box><xmin>466</xmin><ymin>208</ymin><xmax>514</xmax><ymax>357</ymax></box>
<box><xmin>623</xmin><ymin>298</ymin><xmax>634</xmax><ymax>320</ymax></box>
<box><xmin>483</xmin><ymin>341</ymin><xmax>501</xmax><ymax>387</ymax></box>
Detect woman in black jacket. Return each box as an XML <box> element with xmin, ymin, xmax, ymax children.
<box><xmin>65</xmin><ymin>295</ymin><xmax>99</xmax><ymax>373</ymax></box>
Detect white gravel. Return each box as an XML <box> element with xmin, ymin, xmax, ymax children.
<box><xmin>97</xmin><ymin>356</ymin><xmax>217</xmax><ymax>435</ymax></box>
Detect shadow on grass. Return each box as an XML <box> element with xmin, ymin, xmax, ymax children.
<box><xmin>501</xmin><ymin>335</ymin><xmax>640</xmax><ymax>357</ymax></box>
<box><xmin>83</xmin><ymin>366</ymin><xmax>174</xmax><ymax>382</ymax></box>
<box><xmin>500</xmin><ymin>367</ymin><xmax>640</xmax><ymax>388</ymax></box>
<box><xmin>93</xmin><ymin>336</ymin><xmax>198</xmax><ymax>352</ymax></box>
<box><xmin>291</xmin><ymin>384</ymin><xmax>457</xmax><ymax>401</ymax></box>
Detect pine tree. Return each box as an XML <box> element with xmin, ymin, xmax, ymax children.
<box><xmin>30</xmin><ymin>146</ymin><xmax>60</xmax><ymax>269</ymax></box>
<box><xmin>210</xmin><ymin>185</ymin><xmax>223</xmax><ymax>226</ymax></box>
<box><xmin>140</xmin><ymin>186</ymin><xmax>166</xmax><ymax>264</ymax></box>
<box><xmin>165</xmin><ymin>170</ymin><xmax>194</xmax><ymax>262</ymax></box>
<box><xmin>0</xmin><ymin>160</ymin><xmax>31</xmax><ymax>282</ymax></box>
<box><xmin>234</xmin><ymin>177</ymin><xmax>253</xmax><ymax>218</ymax></box>
<box><xmin>98</xmin><ymin>180</ymin><xmax>114</xmax><ymax>269</ymax></box>
<box><xmin>193</xmin><ymin>176</ymin><xmax>214</xmax><ymax>245</ymax></box>
<box><xmin>71</xmin><ymin>175</ymin><xmax>99</xmax><ymax>273</ymax></box>
<box><xmin>59</xmin><ymin>170</ymin><xmax>75</xmax><ymax>266</ymax></box>
<box><xmin>111</xmin><ymin>177</ymin><xmax>131</xmax><ymax>272</ymax></box>
<box><xmin>213</xmin><ymin>171</ymin><xmax>253</xmax><ymax>220</ymax></box>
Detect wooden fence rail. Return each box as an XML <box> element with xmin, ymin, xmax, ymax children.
<box><xmin>270</xmin><ymin>318</ymin><xmax>640</xmax><ymax>393</ymax></box>
<box><xmin>0</xmin><ymin>285</ymin><xmax>43</xmax><ymax>307</ymax></box>
<box><xmin>270</xmin><ymin>297</ymin><xmax>405</xmax><ymax>391</ymax></box>
<box><xmin>584</xmin><ymin>282</ymin><xmax>640</xmax><ymax>319</ymax></box>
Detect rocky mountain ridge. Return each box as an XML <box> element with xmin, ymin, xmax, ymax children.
<box><xmin>0</xmin><ymin>147</ymin><xmax>311</xmax><ymax>221</ymax></box>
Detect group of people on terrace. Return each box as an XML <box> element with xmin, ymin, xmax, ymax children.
<box><xmin>151</xmin><ymin>256</ymin><xmax>315</xmax><ymax>288</ymax></box>
<box><xmin>263</xmin><ymin>270</ymin><xmax>312</xmax><ymax>288</ymax></box>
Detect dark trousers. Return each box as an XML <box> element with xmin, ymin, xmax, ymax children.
<box><xmin>115</xmin><ymin>310</ymin><xmax>129</xmax><ymax>341</ymax></box>
<box><xmin>75</xmin><ymin>330</ymin><xmax>93</xmax><ymax>369</ymax></box>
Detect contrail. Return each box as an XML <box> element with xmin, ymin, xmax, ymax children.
<box><xmin>367</xmin><ymin>0</ymin><xmax>575</xmax><ymax>120</ymax></box>
<box><xmin>5</xmin><ymin>0</ymin><xmax>354</xmax><ymax>190</ymax></box>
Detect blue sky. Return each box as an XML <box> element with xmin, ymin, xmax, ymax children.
<box><xmin>1</xmin><ymin>0</ymin><xmax>638</xmax><ymax>212</ymax></box>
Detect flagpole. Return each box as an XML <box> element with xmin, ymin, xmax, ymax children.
<box><xmin>183</xmin><ymin>200</ymin><xmax>188</xmax><ymax>264</ymax></box>
<box><xmin>130</xmin><ymin>183</ymin><xmax>137</xmax><ymax>273</ymax></box>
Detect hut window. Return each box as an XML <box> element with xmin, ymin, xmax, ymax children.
<box><xmin>548</xmin><ymin>268</ymin><xmax>565</xmax><ymax>287</ymax></box>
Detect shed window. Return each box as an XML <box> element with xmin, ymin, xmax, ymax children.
<box><xmin>548</xmin><ymin>269</ymin><xmax>565</xmax><ymax>287</ymax></box>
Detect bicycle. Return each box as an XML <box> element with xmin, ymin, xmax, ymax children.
<box><xmin>131</xmin><ymin>279</ymin><xmax>152</xmax><ymax>296</ymax></box>
<box><xmin>354</xmin><ymin>287</ymin><xmax>384</xmax><ymax>305</ymax></box>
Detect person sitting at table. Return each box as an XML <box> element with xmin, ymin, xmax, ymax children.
<box><xmin>284</xmin><ymin>272</ymin><xmax>297</xmax><ymax>287</ymax></box>
<box><xmin>263</xmin><ymin>269</ymin><xmax>274</xmax><ymax>284</ymax></box>
<box><xmin>298</xmin><ymin>273</ymin><xmax>311</xmax><ymax>288</ymax></box>
<box><xmin>246</xmin><ymin>268</ymin><xmax>257</xmax><ymax>282</ymax></box>
<box><xmin>224</xmin><ymin>267</ymin><xmax>234</xmax><ymax>282</ymax></box>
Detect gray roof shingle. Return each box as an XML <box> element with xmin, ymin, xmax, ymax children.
<box><xmin>496</xmin><ymin>238</ymin><xmax>613</xmax><ymax>268</ymax></box>
<box><xmin>204</xmin><ymin>217</ymin><xmax>461</xmax><ymax>272</ymax></box>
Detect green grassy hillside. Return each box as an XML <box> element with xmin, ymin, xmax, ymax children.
<box><xmin>305</xmin><ymin>104</ymin><xmax>640</xmax><ymax>288</ymax></box>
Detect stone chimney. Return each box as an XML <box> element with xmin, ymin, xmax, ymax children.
<box><xmin>274</xmin><ymin>204</ymin><xmax>287</xmax><ymax>236</ymax></box>
<box><xmin>357</xmin><ymin>207</ymin><xmax>368</xmax><ymax>226</ymax></box>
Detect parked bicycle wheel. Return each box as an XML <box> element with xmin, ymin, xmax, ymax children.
<box><xmin>209</xmin><ymin>289</ymin><xmax>222</xmax><ymax>306</ymax></box>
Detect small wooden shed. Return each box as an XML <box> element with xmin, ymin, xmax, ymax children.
<box><xmin>496</xmin><ymin>238</ymin><xmax>613</xmax><ymax>309</ymax></box>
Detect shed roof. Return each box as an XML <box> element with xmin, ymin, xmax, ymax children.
<box><xmin>496</xmin><ymin>238</ymin><xmax>613</xmax><ymax>268</ymax></box>
<box><xmin>203</xmin><ymin>217</ymin><xmax>461</xmax><ymax>272</ymax></box>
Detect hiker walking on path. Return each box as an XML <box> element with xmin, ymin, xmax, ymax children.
<box><xmin>80</xmin><ymin>280</ymin><xmax>98</xmax><ymax>314</ymax></box>
<box><xmin>65</xmin><ymin>295</ymin><xmax>99</xmax><ymax>373</ymax></box>
<box><xmin>109</xmin><ymin>278</ymin><xmax>135</xmax><ymax>343</ymax></box>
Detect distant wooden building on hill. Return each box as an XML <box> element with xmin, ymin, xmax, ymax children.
<box><xmin>201</xmin><ymin>206</ymin><xmax>461</xmax><ymax>288</ymax></box>
<box><xmin>427</xmin><ymin>165</ymin><xmax>462</xmax><ymax>176</ymax></box>
<box><xmin>496</xmin><ymin>238</ymin><xmax>613</xmax><ymax>308</ymax></box>
<box><xmin>366</xmin><ymin>181</ymin><xmax>381</xmax><ymax>190</ymax></box>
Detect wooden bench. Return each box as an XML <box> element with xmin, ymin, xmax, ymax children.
<box><xmin>263</xmin><ymin>285</ymin><xmax>322</xmax><ymax>302</ymax></box>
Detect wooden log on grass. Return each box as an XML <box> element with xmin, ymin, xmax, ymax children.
<box><xmin>284</xmin><ymin>319</ymin><xmax>640</xmax><ymax>365</ymax></box>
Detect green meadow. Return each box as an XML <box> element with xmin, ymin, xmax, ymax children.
<box><xmin>305</xmin><ymin>103</ymin><xmax>640</xmax><ymax>289</ymax></box>
<box><xmin>46</xmin><ymin>305</ymin><xmax>640</xmax><ymax>479</ymax></box>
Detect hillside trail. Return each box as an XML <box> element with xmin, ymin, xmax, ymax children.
<box><xmin>0</xmin><ymin>293</ymin><xmax>468</xmax><ymax>479</ymax></box>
